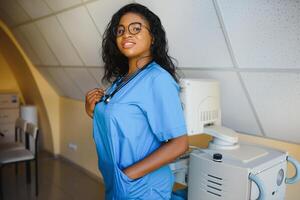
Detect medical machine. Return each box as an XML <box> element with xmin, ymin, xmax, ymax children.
<box><xmin>170</xmin><ymin>79</ymin><xmax>300</xmax><ymax>200</ymax></box>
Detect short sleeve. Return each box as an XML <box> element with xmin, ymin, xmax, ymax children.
<box><xmin>144</xmin><ymin>72</ymin><xmax>187</xmax><ymax>142</ymax></box>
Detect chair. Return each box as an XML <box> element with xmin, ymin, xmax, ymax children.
<box><xmin>0</xmin><ymin>118</ymin><xmax>27</xmax><ymax>153</ymax></box>
<box><xmin>0</xmin><ymin>123</ymin><xmax>39</xmax><ymax>200</ymax></box>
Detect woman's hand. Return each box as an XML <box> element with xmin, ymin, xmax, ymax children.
<box><xmin>85</xmin><ymin>88</ymin><xmax>105</xmax><ymax>118</ymax></box>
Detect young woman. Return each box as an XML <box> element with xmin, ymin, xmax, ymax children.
<box><xmin>85</xmin><ymin>3</ymin><xmax>188</xmax><ymax>200</ymax></box>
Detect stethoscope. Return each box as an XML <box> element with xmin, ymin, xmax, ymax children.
<box><xmin>99</xmin><ymin>60</ymin><xmax>154</xmax><ymax>104</ymax></box>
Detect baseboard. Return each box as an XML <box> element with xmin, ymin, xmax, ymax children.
<box><xmin>41</xmin><ymin>149</ymin><xmax>59</xmax><ymax>159</ymax></box>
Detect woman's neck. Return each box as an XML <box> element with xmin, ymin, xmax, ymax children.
<box><xmin>128</xmin><ymin>56</ymin><xmax>152</xmax><ymax>75</ymax></box>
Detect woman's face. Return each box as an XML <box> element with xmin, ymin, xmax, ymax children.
<box><xmin>115</xmin><ymin>12</ymin><xmax>153</xmax><ymax>60</ymax></box>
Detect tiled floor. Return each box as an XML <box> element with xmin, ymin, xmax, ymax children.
<box><xmin>1</xmin><ymin>152</ymin><xmax>105</xmax><ymax>200</ymax></box>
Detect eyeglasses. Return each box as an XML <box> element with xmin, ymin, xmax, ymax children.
<box><xmin>114</xmin><ymin>22</ymin><xmax>150</xmax><ymax>37</ymax></box>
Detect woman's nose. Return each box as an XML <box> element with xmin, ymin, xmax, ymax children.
<box><xmin>123</xmin><ymin>30</ymin><xmax>133</xmax><ymax>38</ymax></box>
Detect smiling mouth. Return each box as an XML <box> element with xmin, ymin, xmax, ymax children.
<box><xmin>122</xmin><ymin>42</ymin><xmax>135</xmax><ymax>49</ymax></box>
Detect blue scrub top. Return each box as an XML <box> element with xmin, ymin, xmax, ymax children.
<box><xmin>93</xmin><ymin>61</ymin><xmax>187</xmax><ymax>200</ymax></box>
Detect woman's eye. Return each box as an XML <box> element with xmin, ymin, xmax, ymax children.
<box><xmin>117</xmin><ymin>29</ymin><xmax>124</xmax><ymax>35</ymax></box>
<box><xmin>133</xmin><ymin>27</ymin><xmax>141</xmax><ymax>32</ymax></box>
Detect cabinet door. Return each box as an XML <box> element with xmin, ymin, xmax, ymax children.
<box><xmin>0</xmin><ymin>123</ymin><xmax>15</xmax><ymax>144</ymax></box>
<box><xmin>0</xmin><ymin>109</ymin><xmax>19</xmax><ymax>124</ymax></box>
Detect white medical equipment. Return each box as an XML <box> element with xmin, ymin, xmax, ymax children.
<box><xmin>170</xmin><ymin>78</ymin><xmax>300</xmax><ymax>200</ymax></box>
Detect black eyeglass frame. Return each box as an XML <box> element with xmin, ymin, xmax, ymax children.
<box><xmin>114</xmin><ymin>22</ymin><xmax>151</xmax><ymax>37</ymax></box>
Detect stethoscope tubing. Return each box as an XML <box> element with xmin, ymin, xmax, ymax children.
<box><xmin>99</xmin><ymin>60</ymin><xmax>153</xmax><ymax>104</ymax></box>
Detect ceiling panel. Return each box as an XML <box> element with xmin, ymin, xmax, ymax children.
<box><xmin>17</xmin><ymin>0</ymin><xmax>52</xmax><ymax>19</ymax></box>
<box><xmin>36</xmin><ymin>67</ymin><xmax>64</xmax><ymax>96</ymax></box>
<box><xmin>0</xmin><ymin>0</ymin><xmax>31</xmax><ymax>24</ymax></box>
<box><xmin>136</xmin><ymin>0</ymin><xmax>233</xmax><ymax>68</ymax></box>
<box><xmin>13</xmin><ymin>28</ymin><xmax>42</xmax><ymax>65</ymax></box>
<box><xmin>64</xmin><ymin>68</ymin><xmax>99</xmax><ymax>95</ymax></box>
<box><xmin>0</xmin><ymin>8</ymin><xmax>15</xmax><ymax>26</ymax></box>
<box><xmin>36</xmin><ymin>16</ymin><xmax>83</xmax><ymax>66</ymax></box>
<box><xmin>87</xmin><ymin>67</ymin><xmax>105</xmax><ymax>87</ymax></box>
<box><xmin>57</xmin><ymin>6</ymin><xmax>103</xmax><ymax>66</ymax></box>
<box><xmin>181</xmin><ymin>69</ymin><xmax>261</xmax><ymax>135</ymax></box>
<box><xmin>47</xmin><ymin>67</ymin><xmax>83</xmax><ymax>100</ymax></box>
<box><xmin>217</xmin><ymin>0</ymin><xmax>300</xmax><ymax>68</ymax></box>
<box><xmin>241</xmin><ymin>72</ymin><xmax>300</xmax><ymax>144</ymax></box>
<box><xmin>19</xmin><ymin>23</ymin><xmax>59</xmax><ymax>65</ymax></box>
<box><xmin>86</xmin><ymin>0</ymin><xmax>133</xmax><ymax>35</ymax></box>
<box><xmin>44</xmin><ymin>0</ymin><xmax>81</xmax><ymax>12</ymax></box>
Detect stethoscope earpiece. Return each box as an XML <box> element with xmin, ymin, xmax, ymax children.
<box><xmin>104</xmin><ymin>96</ymin><xmax>111</xmax><ymax>104</ymax></box>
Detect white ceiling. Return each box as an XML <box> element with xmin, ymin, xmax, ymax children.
<box><xmin>18</xmin><ymin>22</ymin><xmax>60</xmax><ymax>65</ymax></box>
<box><xmin>217</xmin><ymin>0</ymin><xmax>300</xmax><ymax>68</ymax></box>
<box><xmin>136</xmin><ymin>0</ymin><xmax>234</xmax><ymax>68</ymax></box>
<box><xmin>44</xmin><ymin>0</ymin><xmax>82</xmax><ymax>12</ymax></box>
<box><xmin>241</xmin><ymin>72</ymin><xmax>300</xmax><ymax>143</ymax></box>
<box><xmin>56</xmin><ymin>6</ymin><xmax>103</xmax><ymax>66</ymax></box>
<box><xmin>35</xmin><ymin>16</ymin><xmax>84</xmax><ymax>66</ymax></box>
<box><xmin>0</xmin><ymin>0</ymin><xmax>30</xmax><ymax>26</ymax></box>
<box><xmin>17</xmin><ymin>0</ymin><xmax>52</xmax><ymax>19</ymax></box>
<box><xmin>1</xmin><ymin>0</ymin><xmax>300</xmax><ymax>143</ymax></box>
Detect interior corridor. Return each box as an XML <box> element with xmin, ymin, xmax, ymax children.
<box><xmin>1</xmin><ymin>151</ymin><xmax>105</xmax><ymax>200</ymax></box>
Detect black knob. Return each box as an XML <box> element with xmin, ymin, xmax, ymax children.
<box><xmin>213</xmin><ymin>153</ymin><xmax>222</xmax><ymax>162</ymax></box>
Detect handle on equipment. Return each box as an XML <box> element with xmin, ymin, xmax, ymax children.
<box><xmin>286</xmin><ymin>156</ymin><xmax>300</xmax><ymax>184</ymax></box>
<box><xmin>249</xmin><ymin>173</ymin><xmax>266</xmax><ymax>200</ymax></box>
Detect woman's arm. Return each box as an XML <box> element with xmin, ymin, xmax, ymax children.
<box><xmin>123</xmin><ymin>134</ymin><xmax>188</xmax><ymax>179</ymax></box>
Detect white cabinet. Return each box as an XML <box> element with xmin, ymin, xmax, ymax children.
<box><xmin>0</xmin><ymin>93</ymin><xmax>19</xmax><ymax>144</ymax></box>
<box><xmin>0</xmin><ymin>109</ymin><xmax>19</xmax><ymax>124</ymax></box>
<box><xmin>0</xmin><ymin>94</ymin><xmax>19</xmax><ymax>109</ymax></box>
<box><xmin>0</xmin><ymin>123</ymin><xmax>15</xmax><ymax>143</ymax></box>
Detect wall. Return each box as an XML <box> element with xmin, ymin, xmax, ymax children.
<box><xmin>30</xmin><ymin>64</ymin><xmax>61</xmax><ymax>154</ymax></box>
<box><xmin>0</xmin><ymin>21</ymin><xmax>60</xmax><ymax>155</ymax></box>
<box><xmin>59</xmin><ymin>97</ymin><xmax>100</xmax><ymax>177</ymax></box>
<box><xmin>0</xmin><ymin>53</ymin><xmax>21</xmax><ymax>93</ymax></box>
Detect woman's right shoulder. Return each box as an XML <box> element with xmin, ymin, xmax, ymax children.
<box><xmin>147</xmin><ymin>62</ymin><xmax>173</xmax><ymax>80</ymax></box>
<box><xmin>146</xmin><ymin>63</ymin><xmax>179</xmax><ymax>92</ymax></box>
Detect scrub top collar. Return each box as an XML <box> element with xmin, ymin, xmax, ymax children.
<box><xmin>102</xmin><ymin>60</ymin><xmax>156</xmax><ymax>103</ymax></box>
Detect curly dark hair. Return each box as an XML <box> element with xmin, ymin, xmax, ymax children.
<box><xmin>101</xmin><ymin>3</ymin><xmax>178</xmax><ymax>84</ymax></box>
